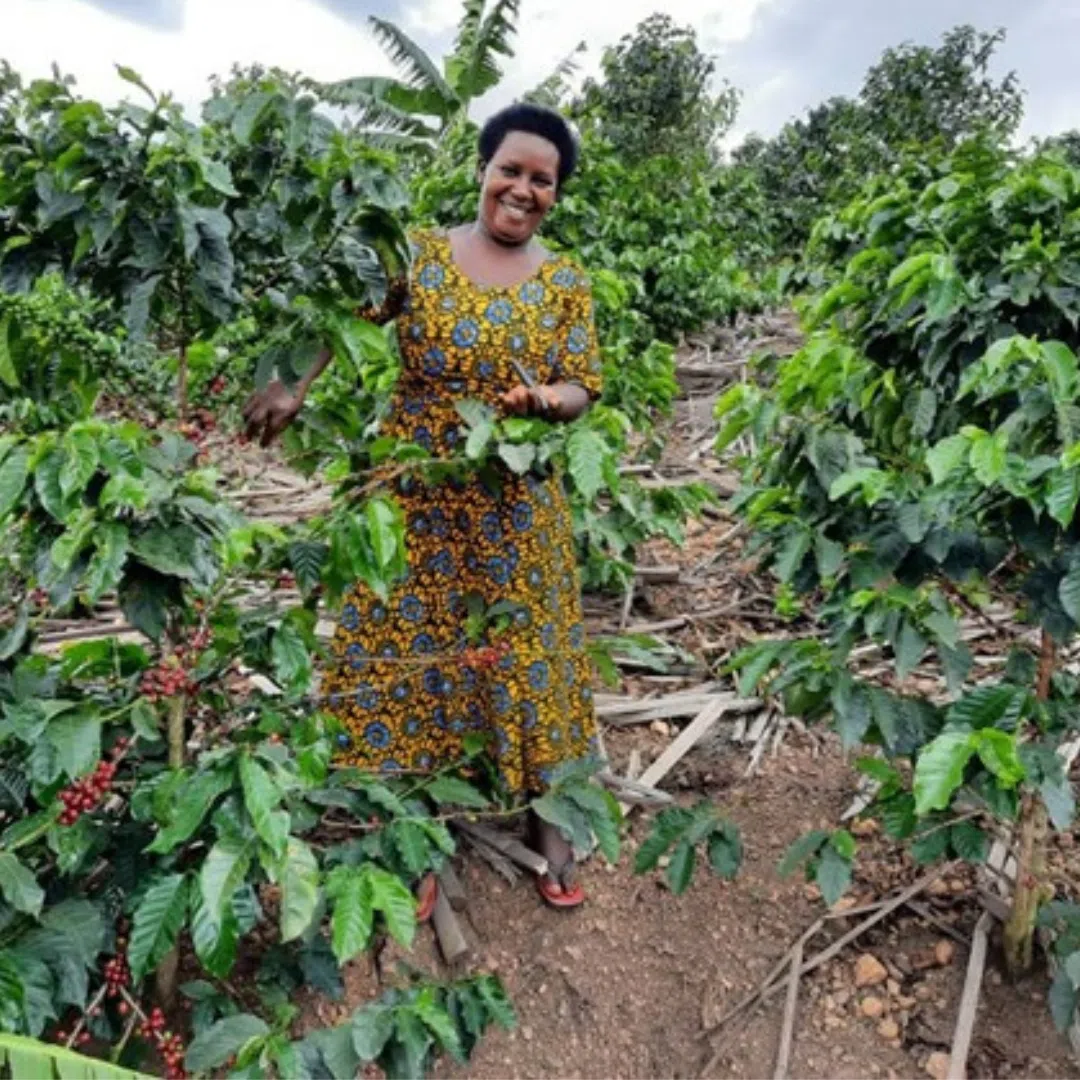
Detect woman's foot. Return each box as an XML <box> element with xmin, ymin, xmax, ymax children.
<box><xmin>529</xmin><ymin>812</ymin><xmax>585</xmax><ymax>909</ymax></box>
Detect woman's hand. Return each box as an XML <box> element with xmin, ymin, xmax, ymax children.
<box><xmin>500</xmin><ymin>384</ymin><xmax>561</xmax><ymax>419</ymax></box>
<box><xmin>242</xmin><ymin>380</ymin><xmax>305</xmax><ymax>446</ymax></box>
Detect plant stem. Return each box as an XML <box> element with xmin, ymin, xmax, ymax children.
<box><xmin>1003</xmin><ymin>628</ymin><xmax>1054</xmax><ymax>975</ymax></box>
<box><xmin>167</xmin><ymin>695</ymin><xmax>186</xmax><ymax>770</ymax></box>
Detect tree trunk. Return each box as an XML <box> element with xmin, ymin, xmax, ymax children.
<box><xmin>1002</xmin><ymin>629</ymin><xmax>1054</xmax><ymax>975</ymax></box>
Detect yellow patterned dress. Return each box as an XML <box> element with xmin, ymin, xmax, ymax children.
<box><xmin>322</xmin><ymin>229</ymin><xmax>604</xmax><ymax>794</ymax></box>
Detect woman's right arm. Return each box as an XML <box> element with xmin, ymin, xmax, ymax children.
<box><xmin>242</xmin><ymin>272</ymin><xmax>410</xmax><ymax>446</ymax></box>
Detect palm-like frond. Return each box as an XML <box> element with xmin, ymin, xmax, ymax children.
<box><xmin>446</xmin><ymin>0</ymin><xmax>520</xmax><ymax>104</ymax></box>
<box><xmin>368</xmin><ymin>16</ymin><xmax>457</xmax><ymax>103</ymax></box>
<box><xmin>323</xmin><ymin>75</ymin><xmax>451</xmax><ymax>130</ymax></box>
<box><xmin>525</xmin><ymin>41</ymin><xmax>586</xmax><ymax>108</ymax></box>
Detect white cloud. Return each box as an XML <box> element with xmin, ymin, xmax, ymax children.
<box><xmin>2</xmin><ymin>0</ymin><xmax>393</xmax><ymax>112</ymax></box>
<box><xmin>410</xmin><ymin>0</ymin><xmax>777</xmax><ymax>118</ymax></box>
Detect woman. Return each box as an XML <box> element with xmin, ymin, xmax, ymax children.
<box><xmin>243</xmin><ymin>103</ymin><xmax>603</xmax><ymax>909</ymax></box>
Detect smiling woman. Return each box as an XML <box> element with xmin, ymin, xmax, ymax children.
<box><xmin>243</xmin><ymin>102</ymin><xmax>603</xmax><ymax>912</ymax></box>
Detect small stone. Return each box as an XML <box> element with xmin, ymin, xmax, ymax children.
<box><xmin>565</xmin><ymin>944</ymin><xmax>583</xmax><ymax>962</ymax></box>
<box><xmin>824</xmin><ymin>1014</ymin><xmax>843</xmax><ymax>1030</ymax></box>
<box><xmin>805</xmin><ymin>883</ymin><xmax>822</xmax><ymax>901</ymax></box>
<box><xmin>886</xmin><ymin>978</ymin><xmax>902</xmax><ymax>997</ymax></box>
<box><xmin>928</xmin><ymin>878</ymin><xmax>951</xmax><ymax>897</ymax></box>
<box><xmin>934</xmin><ymin>940</ymin><xmax>956</xmax><ymax>966</ymax></box>
<box><xmin>878</xmin><ymin>1018</ymin><xmax>900</xmax><ymax>1040</ymax></box>
<box><xmin>897</xmin><ymin>995</ymin><xmax>917</xmax><ymax>1010</ymax></box>
<box><xmin>989</xmin><ymin>970</ymin><xmax>1003</xmax><ymax>987</ymax></box>
<box><xmin>861</xmin><ymin>996</ymin><xmax>886</xmax><ymax>1019</ymax></box>
<box><xmin>925</xmin><ymin>1052</ymin><xmax>951</xmax><ymax>1080</ymax></box>
<box><xmin>949</xmin><ymin>878</ymin><xmax>966</xmax><ymax>895</ymax></box>
<box><xmin>521</xmin><ymin>1026</ymin><xmax>533</xmax><ymax>1043</ymax></box>
<box><xmin>834</xmin><ymin>989</ymin><xmax>851</xmax><ymax>1007</ymax></box>
<box><xmin>915</xmin><ymin>984</ymin><xmax>934</xmax><ymax>1002</ymax></box>
<box><xmin>650</xmin><ymin>720</ymin><xmax>671</xmax><ymax>737</ymax></box>
<box><xmin>851</xmin><ymin>818</ymin><xmax>879</xmax><ymax>837</ymax></box>
<box><xmin>854</xmin><ymin>953</ymin><xmax>889</xmax><ymax>987</ymax></box>
<box><xmin>831</xmin><ymin>895</ymin><xmax>859</xmax><ymax>914</ymax></box>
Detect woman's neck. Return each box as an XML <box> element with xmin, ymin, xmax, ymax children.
<box><xmin>471</xmin><ymin>218</ymin><xmax>531</xmax><ymax>251</ymax></box>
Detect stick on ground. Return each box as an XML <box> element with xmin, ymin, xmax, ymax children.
<box><xmin>947</xmin><ymin>911</ymin><xmax>992</xmax><ymax>1080</ymax></box>
<box><xmin>772</xmin><ymin>938</ymin><xmax>803</xmax><ymax>1080</ymax></box>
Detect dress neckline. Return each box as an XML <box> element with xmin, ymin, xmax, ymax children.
<box><xmin>438</xmin><ymin>229</ymin><xmax>555</xmax><ymax>294</ymax></box>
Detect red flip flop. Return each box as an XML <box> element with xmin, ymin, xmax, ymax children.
<box><xmin>416</xmin><ymin>873</ymin><xmax>438</xmax><ymax>923</ymax></box>
<box><xmin>536</xmin><ymin>873</ymin><xmax>585</xmax><ymax>909</ymax></box>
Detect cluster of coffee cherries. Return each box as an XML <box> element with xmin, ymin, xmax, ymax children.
<box><xmin>103</xmin><ymin>951</ymin><xmax>130</xmax><ymax>999</ymax></box>
<box><xmin>461</xmin><ymin>639</ymin><xmax>511</xmax><ymax>670</ymax></box>
<box><xmin>57</xmin><ymin>739</ymin><xmax>129</xmax><ymax>827</ymax></box>
<box><xmin>140</xmin><ymin>1007</ymin><xmax>188</xmax><ymax>1079</ymax></box>
<box><xmin>139</xmin><ymin>629</ymin><xmax>212</xmax><ymax>703</ymax></box>
<box><xmin>177</xmin><ymin>407</ymin><xmax>217</xmax><ymax>447</ymax></box>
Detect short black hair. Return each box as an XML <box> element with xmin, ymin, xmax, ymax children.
<box><xmin>477</xmin><ymin>102</ymin><xmax>579</xmax><ymax>189</ymax></box>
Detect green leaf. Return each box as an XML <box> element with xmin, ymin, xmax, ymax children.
<box><xmin>352</xmin><ymin>1003</ymin><xmax>395</xmax><ymax>1061</ymax></box>
<box><xmin>1061</xmin><ymin>564</ymin><xmax>1080</xmax><ymax>624</ymax></box>
<box><xmin>394</xmin><ymin>1008</ymin><xmax>433</xmax><ymax>1079</ymax></box>
<box><xmin>969</xmin><ymin>430</ymin><xmax>1007</xmax><ymax>486</ymax></box>
<box><xmin>950</xmin><ymin>820</ymin><xmax>989</xmax><ymax>863</ymax></box>
<box><xmin>566</xmin><ymin>428</ymin><xmax>607</xmax><ymax>501</ymax></box>
<box><xmin>666</xmin><ymin>839</ymin><xmax>696</xmax><ymax>894</ymax></box>
<box><xmin>894</xmin><ymin>620</ymin><xmax>927</xmax><ymax>679</ymax></box>
<box><xmin>971</xmin><ymin>729</ymin><xmax>1026</xmax><ymax>787</ymax></box>
<box><xmin>947</xmin><ymin>685</ymin><xmax>1025</xmax><ymax>730</ymax></box>
<box><xmin>774</xmin><ymin>530</ymin><xmax>811</xmax><ymax>583</ymax></box>
<box><xmin>424</xmin><ymin>775</ymin><xmax>489</xmax><ymax>809</ymax></box>
<box><xmin>270</xmin><ymin>618</ymin><xmax>312</xmax><ymax>693</ymax></box>
<box><xmin>475</xmin><ymin>974</ymin><xmax>516</xmax><ymax>1029</ymax></box>
<box><xmin>231</xmin><ymin>90</ymin><xmax>274</xmax><ymax>146</ymax></box>
<box><xmin>190</xmin><ymin>891</ymin><xmax>239</xmax><ymax>978</ymax></box>
<box><xmin>414</xmin><ymin>987</ymin><xmax>464</xmax><ymax>1061</ymax></box>
<box><xmin>778</xmin><ymin>830</ymin><xmax>828</xmax><ymax>877</ymax></box>
<box><xmin>59</xmin><ymin>432</ymin><xmax>100</xmax><ymax>499</ymax></box>
<box><xmin>814</xmin><ymin>534</ymin><xmax>845</xmax><ymax>579</ymax></box>
<box><xmin>1043</xmin><ymin>341</ymin><xmax>1079</xmax><ymax>402</ymax></box>
<box><xmin>831</xmin><ymin>678</ymin><xmax>872</xmax><ymax>749</ymax></box>
<box><xmin>200</xmin><ymin>837</ymin><xmax>253</xmax><ymax>924</ymax></box>
<box><xmin>634</xmin><ymin>807</ymin><xmax>691</xmax><ymax>873</ymax></box>
<box><xmin>197</xmin><ymin>156</ymin><xmax>239</xmax><ymax>196</ymax></box>
<box><xmin>0</xmin><ymin>444</ymin><xmax>29</xmax><ymax>519</ymax></box>
<box><xmin>85</xmin><ymin>524</ymin><xmax>130</xmax><ymax>603</ymax></box>
<box><xmin>128</xmin><ymin>874</ymin><xmax>189</xmax><ymax>981</ymax></box>
<box><xmin>391</xmin><ymin>820</ymin><xmax>432</xmax><ymax>878</ymax></box>
<box><xmin>925</xmin><ymin>435</ymin><xmax>969</xmax><ymax>485</ymax></box>
<box><xmin>0</xmin><ymin>316</ymin><xmax>17</xmax><ymax>389</ymax></box>
<box><xmin>707</xmin><ymin>823</ymin><xmax>743</xmax><ymax>880</ymax></box>
<box><xmin>815</xmin><ymin>844</ymin><xmax>852</xmax><ymax>907</ymax></box>
<box><xmin>914</xmin><ymin>728</ymin><xmax>975</xmax><ymax>815</ymax></box>
<box><xmin>570</xmin><ymin>784</ymin><xmax>622</xmax><ymax>864</ymax></box>
<box><xmin>0</xmin><ymin>608</ymin><xmax>29</xmax><ymax>662</ymax></box>
<box><xmin>367</xmin><ymin>865</ymin><xmax>416</xmax><ymax>948</ymax></box>
<box><xmin>1048</xmin><ymin>469</ymin><xmax>1080</xmax><ymax>529</ymax></box>
<box><xmin>365</xmin><ymin>496</ymin><xmax>401</xmax><ymax>571</ymax></box>
<box><xmin>496</xmin><ymin>442</ymin><xmax>536</xmax><ymax>474</ymax></box>
<box><xmin>48</xmin><ymin>711</ymin><xmax>101</xmax><ymax>779</ymax></box>
<box><xmin>239</xmin><ymin>755</ymin><xmax>288</xmax><ymax>857</ymax></box>
<box><xmin>131</xmin><ymin>525</ymin><xmax>201</xmax><ymax>580</ymax></box>
<box><xmin>911</xmin><ymin>388</ymin><xmax>938</xmax><ymax>438</ymax></box>
<box><xmin>325</xmin><ymin>866</ymin><xmax>374</xmax><ymax>963</ymax></box>
<box><xmin>1049</xmin><ymin>968</ymin><xmax>1078</xmax><ymax>1033</ymax></box>
<box><xmin>185</xmin><ymin>1014</ymin><xmax>270</xmax><ymax>1073</ymax></box>
<box><xmin>0</xmin><ymin>853</ymin><xmax>44</xmax><ymax>916</ymax></box>
<box><xmin>465</xmin><ymin>418</ymin><xmax>495</xmax><ymax>460</ymax></box>
<box><xmin>146</xmin><ymin>768</ymin><xmax>233</xmax><ymax>853</ymax></box>
<box><xmin>280</xmin><ymin>838</ymin><xmax>320</xmax><ymax>943</ymax></box>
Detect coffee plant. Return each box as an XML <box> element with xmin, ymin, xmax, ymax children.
<box><xmin>718</xmin><ymin>139</ymin><xmax>1080</xmax><ymax>1023</ymax></box>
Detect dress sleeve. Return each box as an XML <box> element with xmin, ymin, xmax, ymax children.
<box><xmin>549</xmin><ymin>269</ymin><xmax>604</xmax><ymax>400</ymax></box>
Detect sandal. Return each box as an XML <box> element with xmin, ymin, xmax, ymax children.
<box><xmin>535</xmin><ymin>863</ymin><xmax>585</xmax><ymax>910</ymax></box>
<box><xmin>416</xmin><ymin>872</ymin><xmax>438</xmax><ymax>923</ymax></box>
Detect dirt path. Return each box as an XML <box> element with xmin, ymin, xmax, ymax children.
<box><xmin>272</xmin><ymin>311</ymin><xmax>1079</xmax><ymax>1078</ymax></box>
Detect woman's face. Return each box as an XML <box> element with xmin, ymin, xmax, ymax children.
<box><xmin>478</xmin><ymin>130</ymin><xmax>560</xmax><ymax>246</ymax></box>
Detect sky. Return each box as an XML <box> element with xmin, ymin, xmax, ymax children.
<box><xmin>3</xmin><ymin>0</ymin><xmax>1078</xmax><ymax>149</ymax></box>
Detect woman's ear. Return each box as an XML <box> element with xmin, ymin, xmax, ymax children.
<box><xmin>476</xmin><ymin>158</ymin><xmax>487</xmax><ymax>186</ymax></box>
